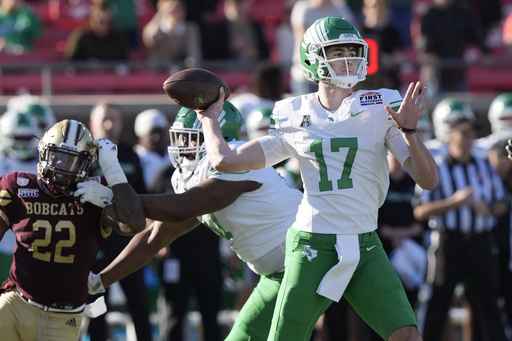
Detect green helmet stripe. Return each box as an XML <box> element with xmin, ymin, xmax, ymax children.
<box><xmin>218</xmin><ymin>108</ymin><xmax>227</xmax><ymax>128</ymax></box>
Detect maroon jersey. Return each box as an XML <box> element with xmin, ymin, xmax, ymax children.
<box><xmin>0</xmin><ymin>172</ymin><xmax>109</xmax><ymax>308</ymax></box>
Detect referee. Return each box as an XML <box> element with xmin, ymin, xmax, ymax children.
<box><xmin>413</xmin><ymin>116</ymin><xmax>508</xmax><ymax>341</ymax></box>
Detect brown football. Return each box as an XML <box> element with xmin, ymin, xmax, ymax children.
<box><xmin>162</xmin><ymin>68</ymin><xmax>231</xmax><ymax>110</ymax></box>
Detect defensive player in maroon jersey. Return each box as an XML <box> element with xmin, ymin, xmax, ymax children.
<box><xmin>0</xmin><ymin>119</ymin><xmax>145</xmax><ymax>341</ymax></box>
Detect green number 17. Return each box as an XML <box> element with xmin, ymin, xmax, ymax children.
<box><xmin>310</xmin><ymin>137</ymin><xmax>358</xmax><ymax>192</ymax></box>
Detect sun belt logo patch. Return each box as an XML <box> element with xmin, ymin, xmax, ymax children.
<box><xmin>17</xmin><ymin>177</ymin><xmax>29</xmax><ymax>187</ymax></box>
<box><xmin>301</xmin><ymin>245</ymin><xmax>317</xmax><ymax>261</ymax></box>
<box><xmin>359</xmin><ymin>92</ymin><xmax>383</xmax><ymax>106</ymax></box>
<box><xmin>18</xmin><ymin>188</ymin><xmax>39</xmax><ymax>198</ymax></box>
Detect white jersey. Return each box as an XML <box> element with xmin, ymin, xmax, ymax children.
<box><xmin>258</xmin><ymin>90</ymin><xmax>411</xmax><ymax>235</ymax></box>
<box><xmin>171</xmin><ymin>140</ymin><xmax>302</xmax><ymax>275</ymax></box>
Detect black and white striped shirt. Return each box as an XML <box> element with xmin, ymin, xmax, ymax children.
<box><xmin>417</xmin><ymin>154</ymin><xmax>505</xmax><ymax>234</ymax></box>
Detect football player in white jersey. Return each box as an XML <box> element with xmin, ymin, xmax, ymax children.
<box><xmin>85</xmin><ymin>101</ymin><xmax>303</xmax><ymax>341</ymax></box>
<box><xmin>197</xmin><ymin>17</ymin><xmax>438</xmax><ymax>341</ymax></box>
<box><xmin>474</xmin><ymin>93</ymin><xmax>512</xmax><ymax>158</ymax></box>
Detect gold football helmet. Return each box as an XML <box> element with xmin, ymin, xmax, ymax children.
<box><xmin>37</xmin><ymin>119</ymin><xmax>97</xmax><ymax>191</ymax></box>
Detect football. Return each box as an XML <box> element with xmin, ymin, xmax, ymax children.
<box><xmin>162</xmin><ymin>68</ymin><xmax>231</xmax><ymax>110</ymax></box>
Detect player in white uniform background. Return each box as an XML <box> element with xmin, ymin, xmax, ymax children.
<box><xmin>85</xmin><ymin>101</ymin><xmax>303</xmax><ymax>341</ymax></box>
<box><xmin>197</xmin><ymin>16</ymin><xmax>438</xmax><ymax>341</ymax></box>
<box><xmin>474</xmin><ymin>93</ymin><xmax>512</xmax><ymax>157</ymax></box>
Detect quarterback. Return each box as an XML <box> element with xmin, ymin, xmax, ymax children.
<box><xmin>85</xmin><ymin>102</ymin><xmax>303</xmax><ymax>341</ymax></box>
<box><xmin>197</xmin><ymin>17</ymin><xmax>438</xmax><ymax>341</ymax></box>
<box><xmin>0</xmin><ymin>120</ymin><xmax>145</xmax><ymax>341</ymax></box>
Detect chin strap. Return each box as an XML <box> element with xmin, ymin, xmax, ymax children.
<box><xmin>40</xmin><ymin>178</ymin><xmax>82</xmax><ymax>210</ymax></box>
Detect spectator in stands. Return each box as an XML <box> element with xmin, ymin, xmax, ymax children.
<box><xmin>387</xmin><ymin>0</ymin><xmax>413</xmax><ymax>47</ymax></box>
<box><xmin>289</xmin><ymin>0</ymin><xmax>356</xmax><ymax>94</ymax></box>
<box><xmin>0</xmin><ymin>0</ymin><xmax>42</xmax><ymax>55</ymax></box>
<box><xmin>414</xmin><ymin>0</ymin><xmax>491</xmax><ymax>95</ymax></box>
<box><xmin>466</xmin><ymin>0</ymin><xmax>502</xmax><ymax>38</ymax></box>
<box><xmin>504</xmin><ymin>11</ymin><xmax>512</xmax><ymax>55</ymax></box>
<box><xmin>86</xmin><ymin>101</ymin><xmax>152</xmax><ymax>341</ymax></box>
<box><xmin>181</xmin><ymin>0</ymin><xmax>220</xmax><ymax>55</ymax></box>
<box><xmin>104</xmin><ymin>0</ymin><xmax>140</xmax><ymax>49</ymax></box>
<box><xmin>132</xmin><ymin>108</ymin><xmax>172</xmax><ymax>188</ymax></box>
<box><xmin>142</xmin><ymin>0</ymin><xmax>202</xmax><ymax>67</ymax></box>
<box><xmin>203</xmin><ymin>0</ymin><xmax>269</xmax><ymax>62</ymax></box>
<box><xmin>64</xmin><ymin>4</ymin><xmax>128</xmax><ymax>61</ymax></box>
<box><xmin>276</xmin><ymin>2</ymin><xmax>294</xmax><ymax>68</ymax></box>
<box><xmin>357</xmin><ymin>0</ymin><xmax>404</xmax><ymax>90</ymax></box>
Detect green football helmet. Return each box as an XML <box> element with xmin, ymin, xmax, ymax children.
<box><xmin>24</xmin><ymin>103</ymin><xmax>56</xmax><ymax>132</ymax></box>
<box><xmin>416</xmin><ymin>112</ymin><xmax>433</xmax><ymax>142</ymax></box>
<box><xmin>488</xmin><ymin>93</ymin><xmax>512</xmax><ymax>140</ymax></box>
<box><xmin>0</xmin><ymin>110</ymin><xmax>43</xmax><ymax>161</ymax></box>
<box><xmin>7</xmin><ymin>94</ymin><xmax>56</xmax><ymax>132</ymax></box>
<box><xmin>432</xmin><ymin>98</ymin><xmax>476</xmax><ymax>141</ymax></box>
<box><xmin>245</xmin><ymin>106</ymin><xmax>273</xmax><ymax>140</ymax></box>
<box><xmin>38</xmin><ymin>120</ymin><xmax>97</xmax><ymax>192</ymax></box>
<box><xmin>300</xmin><ymin>16</ymin><xmax>368</xmax><ymax>89</ymax></box>
<box><xmin>168</xmin><ymin>101</ymin><xmax>242</xmax><ymax>171</ymax></box>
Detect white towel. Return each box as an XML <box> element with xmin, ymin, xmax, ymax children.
<box><xmin>316</xmin><ymin>234</ymin><xmax>360</xmax><ymax>302</ymax></box>
<box><xmin>84</xmin><ymin>296</ymin><xmax>107</xmax><ymax>318</ymax></box>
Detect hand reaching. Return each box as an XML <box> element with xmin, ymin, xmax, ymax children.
<box><xmin>386</xmin><ymin>81</ymin><xmax>431</xmax><ymax>131</ymax></box>
<box><xmin>94</xmin><ymin>138</ymin><xmax>127</xmax><ymax>186</ymax></box>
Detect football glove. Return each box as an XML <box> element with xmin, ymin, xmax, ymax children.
<box><xmin>74</xmin><ymin>181</ymin><xmax>113</xmax><ymax>208</ymax></box>
<box><xmin>507</xmin><ymin>140</ymin><xmax>512</xmax><ymax>161</ymax></box>
<box><xmin>88</xmin><ymin>271</ymin><xmax>106</xmax><ymax>295</ymax></box>
<box><xmin>94</xmin><ymin>138</ymin><xmax>127</xmax><ymax>186</ymax></box>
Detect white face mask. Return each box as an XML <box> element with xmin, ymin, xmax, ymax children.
<box><xmin>179</xmin><ymin>158</ymin><xmax>199</xmax><ymax>172</ymax></box>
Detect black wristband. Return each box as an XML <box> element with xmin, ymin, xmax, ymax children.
<box><xmin>397</xmin><ymin>126</ymin><xmax>417</xmax><ymax>134</ymax></box>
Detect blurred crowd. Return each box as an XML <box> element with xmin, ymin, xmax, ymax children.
<box><xmin>0</xmin><ymin>0</ymin><xmax>511</xmax><ymax>96</ymax></box>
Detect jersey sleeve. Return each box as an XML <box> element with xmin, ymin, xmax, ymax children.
<box><xmin>258</xmin><ymin>133</ymin><xmax>292</xmax><ymax>168</ymax></box>
<box><xmin>383</xmin><ymin>90</ymin><xmax>411</xmax><ymax>166</ymax></box>
<box><xmin>257</xmin><ymin>98</ymin><xmax>298</xmax><ymax>168</ymax></box>
<box><xmin>209</xmin><ymin>141</ymin><xmax>266</xmax><ymax>183</ymax></box>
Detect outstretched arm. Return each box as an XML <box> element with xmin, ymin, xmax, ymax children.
<box><xmin>139</xmin><ymin>178</ymin><xmax>261</xmax><ymax>222</ymax></box>
<box><xmin>102</xmin><ymin>183</ymin><xmax>147</xmax><ymax>236</ymax></box>
<box><xmin>386</xmin><ymin>82</ymin><xmax>438</xmax><ymax>190</ymax></box>
<box><xmin>99</xmin><ymin>219</ymin><xmax>199</xmax><ymax>288</ymax></box>
<box><xmin>93</xmin><ymin>138</ymin><xmax>146</xmax><ymax>235</ymax></box>
<box><xmin>196</xmin><ymin>88</ymin><xmax>267</xmax><ymax>172</ymax></box>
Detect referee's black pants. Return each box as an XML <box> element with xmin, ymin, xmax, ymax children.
<box><xmin>422</xmin><ymin>230</ymin><xmax>507</xmax><ymax>341</ymax></box>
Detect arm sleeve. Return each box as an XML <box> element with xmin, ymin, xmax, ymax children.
<box><xmin>257</xmin><ymin>133</ymin><xmax>292</xmax><ymax>168</ymax></box>
<box><xmin>386</xmin><ymin>126</ymin><xmax>411</xmax><ymax>166</ymax></box>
